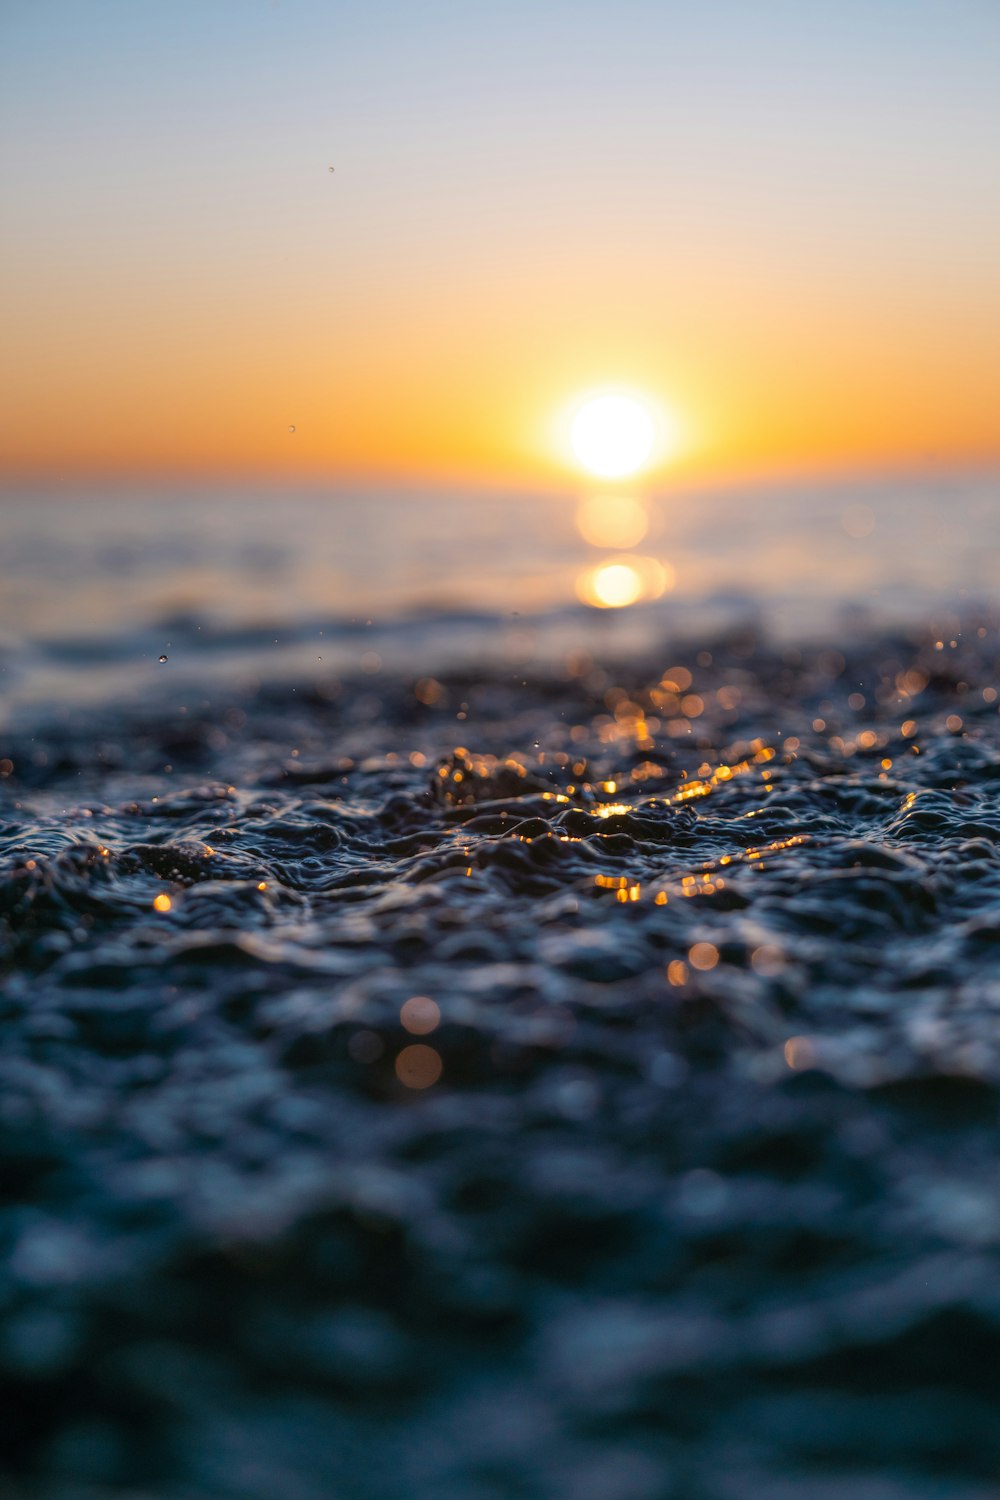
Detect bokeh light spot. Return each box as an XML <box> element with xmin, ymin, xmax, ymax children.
<box><xmin>576</xmin><ymin>555</ymin><xmax>674</xmax><ymax>610</ymax></box>
<box><xmin>688</xmin><ymin>941</ymin><xmax>719</xmax><ymax>971</ymax></box>
<box><xmin>395</xmin><ymin>1044</ymin><xmax>443</xmax><ymax>1090</ymax></box>
<box><xmin>400</xmin><ymin>996</ymin><xmax>441</xmax><ymax>1035</ymax></box>
<box><xmin>587</xmin><ymin>561</ymin><xmax>643</xmax><ymax>608</ymax></box>
<box><xmin>575</xmin><ymin>494</ymin><xmax>648</xmax><ymax>549</ymax></box>
<box><xmin>784</xmin><ymin>1035</ymin><xmax>816</xmax><ymax>1070</ymax></box>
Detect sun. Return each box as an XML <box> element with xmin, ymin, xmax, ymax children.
<box><xmin>570</xmin><ymin>392</ymin><xmax>656</xmax><ymax>479</ymax></box>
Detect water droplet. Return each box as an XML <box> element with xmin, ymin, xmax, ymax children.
<box><xmin>158</xmin><ymin>655</ymin><xmax>168</xmax><ymax>663</ymax></box>
<box><xmin>288</xmin><ymin>425</ymin><xmax>296</xmax><ymax>434</ymax></box>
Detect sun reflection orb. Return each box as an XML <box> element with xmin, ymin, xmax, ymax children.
<box><xmin>577</xmin><ymin>555</ymin><xmax>674</xmax><ymax>609</ymax></box>
<box><xmin>575</xmin><ymin>494</ymin><xmax>648</xmax><ymax>549</ymax></box>
<box><xmin>588</xmin><ymin>562</ymin><xmax>643</xmax><ymax>608</ymax></box>
<box><xmin>571</xmin><ymin>394</ymin><xmax>656</xmax><ymax>479</ymax></box>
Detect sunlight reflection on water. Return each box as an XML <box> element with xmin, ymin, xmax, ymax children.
<box><xmin>1</xmin><ymin>476</ymin><xmax>996</xmax><ymax>636</ymax></box>
<box><xmin>0</xmin><ymin>474</ymin><xmax>997</xmax><ymax>709</ymax></box>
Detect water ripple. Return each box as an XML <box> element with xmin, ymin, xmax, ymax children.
<box><xmin>2</xmin><ymin>615</ymin><xmax>1000</xmax><ymax>1496</ymax></box>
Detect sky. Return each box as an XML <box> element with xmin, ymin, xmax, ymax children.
<box><xmin>2</xmin><ymin>0</ymin><xmax>999</xmax><ymax>491</ymax></box>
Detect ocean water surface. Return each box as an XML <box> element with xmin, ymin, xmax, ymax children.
<box><xmin>2</xmin><ymin>474</ymin><xmax>998</xmax><ymax>708</ymax></box>
<box><xmin>2</xmin><ymin>476</ymin><xmax>1000</xmax><ymax>1499</ymax></box>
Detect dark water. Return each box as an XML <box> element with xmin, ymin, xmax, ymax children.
<box><xmin>3</xmin><ymin>575</ymin><xmax>1000</xmax><ymax>1497</ymax></box>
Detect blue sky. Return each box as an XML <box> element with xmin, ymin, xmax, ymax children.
<box><xmin>3</xmin><ymin>0</ymin><xmax>999</xmax><ymax>484</ymax></box>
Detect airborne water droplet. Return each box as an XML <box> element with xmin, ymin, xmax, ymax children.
<box><xmin>288</xmin><ymin>425</ymin><xmax>296</xmax><ymax>434</ymax></box>
<box><xmin>158</xmin><ymin>655</ymin><xmax>168</xmax><ymax>663</ymax></box>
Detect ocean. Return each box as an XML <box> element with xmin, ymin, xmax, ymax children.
<box><xmin>2</xmin><ymin>473</ymin><xmax>997</xmax><ymax>710</ymax></box>
<box><xmin>2</xmin><ymin>473</ymin><xmax>1000</xmax><ymax>1499</ymax></box>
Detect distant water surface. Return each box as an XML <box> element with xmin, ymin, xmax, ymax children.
<box><xmin>1</xmin><ymin>473</ymin><xmax>996</xmax><ymax>711</ymax></box>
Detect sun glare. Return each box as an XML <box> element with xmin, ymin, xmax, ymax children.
<box><xmin>577</xmin><ymin>555</ymin><xmax>675</xmax><ymax>609</ymax></box>
<box><xmin>589</xmin><ymin>561</ymin><xmax>643</xmax><ymax>608</ymax></box>
<box><xmin>575</xmin><ymin>494</ymin><xmax>648</xmax><ymax>549</ymax></box>
<box><xmin>571</xmin><ymin>393</ymin><xmax>656</xmax><ymax>479</ymax></box>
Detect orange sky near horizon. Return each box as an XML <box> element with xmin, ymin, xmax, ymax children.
<box><xmin>3</xmin><ymin>1</ymin><xmax>999</xmax><ymax>492</ymax></box>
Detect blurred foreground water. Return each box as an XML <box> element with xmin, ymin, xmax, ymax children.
<box><xmin>2</xmin><ymin>477</ymin><xmax>1000</xmax><ymax>1498</ymax></box>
